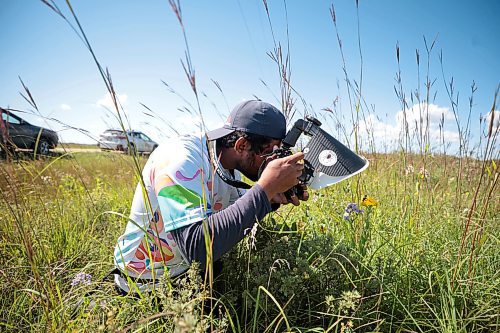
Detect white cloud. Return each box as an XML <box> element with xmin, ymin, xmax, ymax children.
<box><xmin>395</xmin><ymin>102</ymin><xmax>454</xmax><ymax>126</ymax></box>
<box><xmin>96</xmin><ymin>92</ymin><xmax>128</xmax><ymax>109</ymax></box>
<box><xmin>359</xmin><ymin>103</ymin><xmax>460</xmax><ymax>151</ymax></box>
<box><xmin>60</xmin><ymin>103</ymin><xmax>71</xmax><ymax>111</ymax></box>
<box><xmin>438</xmin><ymin>130</ymin><xmax>460</xmax><ymax>142</ymax></box>
<box><xmin>359</xmin><ymin>114</ymin><xmax>399</xmax><ymax>142</ymax></box>
<box><xmin>484</xmin><ymin>110</ymin><xmax>500</xmax><ymax>133</ymax></box>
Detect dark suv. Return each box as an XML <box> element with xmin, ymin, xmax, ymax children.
<box><xmin>1</xmin><ymin>109</ymin><xmax>59</xmax><ymax>155</ymax></box>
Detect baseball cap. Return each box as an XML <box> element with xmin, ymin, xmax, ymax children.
<box><xmin>206</xmin><ymin>100</ymin><xmax>286</xmax><ymax>140</ymax></box>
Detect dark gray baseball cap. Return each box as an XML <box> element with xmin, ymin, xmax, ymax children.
<box><xmin>206</xmin><ymin>100</ymin><xmax>286</xmax><ymax>140</ymax></box>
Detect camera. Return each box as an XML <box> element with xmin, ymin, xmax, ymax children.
<box><xmin>270</xmin><ymin>116</ymin><xmax>320</xmax><ymax>199</ymax></box>
<box><xmin>264</xmin><ymin>114</ymin><xmax>369</xmax><ymax>199</ymax></box>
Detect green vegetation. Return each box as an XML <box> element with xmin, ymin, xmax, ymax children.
<box><xmin>58</xmin><ymin>143</ymin><xmax>99</xmax><ymax>150</ymax></box>
<box><xmin>1</xmin><ymin>1</ymin><xmax>498</xmax><ymax>332</ymax></box>
<box><xmin>0</xmin><ymin>151</ymin><xmax>498</xmax><ymax>332</ymax></box>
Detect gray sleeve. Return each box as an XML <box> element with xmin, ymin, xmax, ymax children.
<box><xmin>170</xmin><ymin>184</ymin><xmax>271</xmax><ymax>267</ymax></box>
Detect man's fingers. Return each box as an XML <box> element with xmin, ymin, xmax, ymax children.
<box><xmin>290</xmin><ymin>193</ymin><xmax>300</xmax><ymax>206</ymax></box>
<box><xmin>270</xmin><ymin>193</ymin><xmax>288</xmax><ymax>205</ymax></box>
<box><xmin>286</xmin><ymin>152</ymin><xmax>305</xmax><ymax>163</ymax></box>
<box><xmin>279</xmin><ymin>193</ymin><xmax>288</xmax><ymax>204</ymax></box>
<box><xmin>300</xmin><ymin>190</ymin><xmax>309</xmax><ymax>201</ymax></box>
<box><xmin>265</xmin><ymin>154</ymin><xmax>278</xmax><ymax>163</ymax></box>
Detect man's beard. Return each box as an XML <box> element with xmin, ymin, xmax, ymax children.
<box><xmin>238</xmin><ymin>166</ymin><xmax>259</xmax><ymax>182</ymax></box>
<box><xmin>236</xmin><ymin>153</ymin><xmax>260</xmax><ymax>182</ymax></box>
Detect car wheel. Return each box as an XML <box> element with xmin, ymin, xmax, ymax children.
<box><xmin>127</xmin><ymin>143</ymin><xmax>136</xmax><ymax>155</ymax></box>
<box><xmin>37</xmin><ymin>139</ymin><xmax>51</xmax><ymax>155</ymax></box>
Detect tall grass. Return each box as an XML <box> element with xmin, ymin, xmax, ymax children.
<box><xmin>1</xmin><ymin>0</ymin><xmax>499</xmax><ymax>332</ymax></box>
<box><xmin>1</xmin><ymin>151</ymin><xmax>498</xmax><ymax>331</ymax></box>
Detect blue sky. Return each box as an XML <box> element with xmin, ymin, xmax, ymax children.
<box><xmin>1</xmin><ymin>0</ymin><xmax>498</xmax><ymax>154</ymax></box>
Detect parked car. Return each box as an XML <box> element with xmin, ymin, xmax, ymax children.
<box><xmin>97</xmin><ymin>129</ymin><xmax>158</xmax><ymax>153</ymax></box>
<box><xmin>0</xmin><ymin>109</ymin><xmax>58</xmax><ymax>155</ymax></box>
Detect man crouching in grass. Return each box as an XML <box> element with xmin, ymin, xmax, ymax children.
<box><xmin>113</xmin><ymin>100</ymin><xmax>308</xmax><ymax>296</ymax></box>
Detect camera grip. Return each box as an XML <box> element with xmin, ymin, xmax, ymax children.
<box><xmin>284</xmin><ymin>183</ymin><xmax>304</xmax><ymax>201</ymax></box>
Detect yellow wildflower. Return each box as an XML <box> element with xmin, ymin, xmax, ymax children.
<box><xmin>361</xmin><ymin>195</ymin><xmax>378</xmax><ymax>207</ymax></box>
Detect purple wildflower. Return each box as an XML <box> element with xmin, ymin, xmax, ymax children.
<box><xmin>71</xmin><ymin>272</ymin><xmax>92</xmax><ymax>286</ymax></box>
<box><xmin>343</xmin><ymin>203</ymin><xmax>364</xmax><ymax>220</ymax></box>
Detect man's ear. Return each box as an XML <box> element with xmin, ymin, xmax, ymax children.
<box><xmin>234</xmin><ymin>137</ymin><xmax>250</xmax><ymax>153</ymax></box>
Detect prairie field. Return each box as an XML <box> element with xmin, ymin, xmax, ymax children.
<box><xmin>0</xmin><ymin>149</ymin><xmax>498</xmax><ymax>332</ymax></box>
<box><xmin>1</xmin><ymin>1</ymin><xmax>499</xmax><ymax>332</ymax></box>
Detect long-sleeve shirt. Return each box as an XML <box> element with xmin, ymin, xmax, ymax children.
<box><xmin>113</xmin><ymin>135</ymin><xmax>271</xmax><ymax>292</ymax></box>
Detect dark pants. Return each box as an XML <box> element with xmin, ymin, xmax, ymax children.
<box><xmin>114</xmin><ymin>259</ymin><xmax>225</xmax><ymax>297</ymax></box>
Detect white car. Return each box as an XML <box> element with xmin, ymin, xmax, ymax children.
<box><xmin>98</xmin><ymin>129</ymin><xmax>158</xmax><ymax>153</ymax></box>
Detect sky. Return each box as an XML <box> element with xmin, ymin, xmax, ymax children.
<box><xmin>1</xmin><ymin>0</ymin><xmax>499</xmax><ymax>155</ymax></box>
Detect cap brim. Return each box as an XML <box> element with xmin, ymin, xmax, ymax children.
<box><xmin>206</xmin><ymin>127</ymin><xmax>235</xmax><ymax>141</ymax></box>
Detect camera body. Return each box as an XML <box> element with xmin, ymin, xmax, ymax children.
<box><xmin>272</xmin><ymin>115</ymin><xmax>322</xmax><ymax>199</ymax></box>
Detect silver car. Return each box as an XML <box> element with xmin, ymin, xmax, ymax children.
<box><xmin>98</xmin><ymin>129</ymin><xmax>158</xmax><ymax>153</ymax></box>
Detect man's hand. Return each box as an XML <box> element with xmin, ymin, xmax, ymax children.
<box><xmin>257</xmin><ymin>152</ymin><xmax>306</xmax><ymax>202</ymax></box>
<box><xmin>270</xmin><ymin>184</ymin><xmax>309</xmax><ymax>206</ymax></box>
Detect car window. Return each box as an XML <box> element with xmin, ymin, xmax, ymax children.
<box><xmin>140</xmin><ymin>133</ymin><xmax>151</xmax><ymax>141</ymax></box>
<box><xmin>2</xmin><ymin>113</ymin><xmax>21</xmax><ymax>125</ymax></box>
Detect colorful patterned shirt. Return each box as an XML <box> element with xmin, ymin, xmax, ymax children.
<box><xmin>113</xmin><ymin>135</ymin><xmax>242</xmax><ymax>284</ymax></box>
